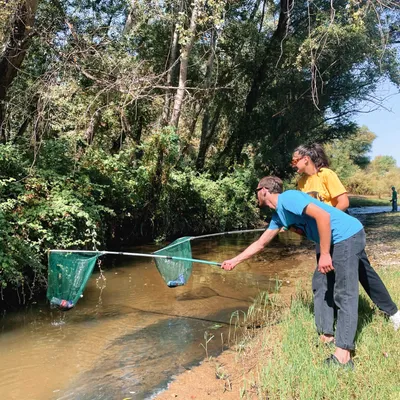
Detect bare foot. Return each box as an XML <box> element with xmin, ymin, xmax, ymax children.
<box><xmin>333</xmin><ymin>347</ymin><xmax>351</xmax><ymax>364</ymax></box>
<box><xmin>320</xmin><ymin>334</ymin><xmax>334</xmax><ymax>344</ymax></box>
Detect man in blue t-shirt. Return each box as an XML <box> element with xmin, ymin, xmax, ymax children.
<box><xmin>221</xmin><ymin>176</ymin><xmax>385</xmax><ymax>369</ymax></box>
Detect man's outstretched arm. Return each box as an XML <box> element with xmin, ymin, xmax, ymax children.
<box><xmin>221</xmin><ymin>228</ymin><xmax>280</xmax><ymax>270</ymax></box>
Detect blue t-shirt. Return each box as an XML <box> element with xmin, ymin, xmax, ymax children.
<box><xmin>268</xmin><ymin>190</ymin><xmax>363</xmax><ymax>244</ymax></box>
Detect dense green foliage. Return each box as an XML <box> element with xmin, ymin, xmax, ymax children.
<box><xmin>0</xmin><ymin>1</ymin><xmax>399</xmax><ymax>300</ymax></box>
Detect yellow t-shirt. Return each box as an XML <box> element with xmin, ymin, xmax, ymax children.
<box><xmin>296</xmin><ymin>168</ymin><xmax>347</xmax><ymax>207</ymax></box>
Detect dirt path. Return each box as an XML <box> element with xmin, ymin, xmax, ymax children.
<box><xmin>154</xmin><ymin>212</ymin><xmax>400</xmax><ymax>400</ymax></box>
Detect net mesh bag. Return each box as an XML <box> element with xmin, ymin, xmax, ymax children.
<box><xmin>47</xmin><ymin>251</ymin><xmax>100</xmax><ymax>310</ymax></box>
<box><xmin>153</xmin><ymin>236</ymin><xmax>193</xmax><ymax>287</ymax></box>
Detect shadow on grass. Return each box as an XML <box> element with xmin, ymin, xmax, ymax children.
<box><xmin>294</xmin><ymin>291</ymin><xmax>377</xmax><ymax>342</ymax></box>
<box><xmin>355</xmin><ymin>296</ymin><xmax>376</xmax><ymax>342</ymax></box>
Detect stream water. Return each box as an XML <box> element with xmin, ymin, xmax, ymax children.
<box><xmin>0</xmin><ymin>231</ymin><xmax>313</xmax><ymax>400</ymax></box>
<box><xmin>348</xmin><ymin>205</ymin><xmax>392</xmax><ymax>214</ymax></box>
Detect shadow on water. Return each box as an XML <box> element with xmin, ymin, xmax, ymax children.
<box><xmin>0</xmin><ymin>231</ymin><xmax>311</xmax><ymax>400</ymax></box>
<box><xmin>57</xmin><ymin>310</ymin><xmax>241</xmax><ymax>400</ymax></box>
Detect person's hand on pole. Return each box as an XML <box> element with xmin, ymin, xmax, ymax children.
<box><xmin>221</xmin><ymin>259</ymin><xmax>239</xmax><ymax>271</ymax></box>
<box><xmin>220</xmin><ymin>228</ymin><xmax>280</xmax><ymax>271</ymax></box>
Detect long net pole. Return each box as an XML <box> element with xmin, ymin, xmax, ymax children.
<box><xmin>49</xmin><ymin>249</ymin><xmax>221</xmax><ymax>266</ymax></box>
<box><xmin>191</xmin><ymin>228</ymin><xmax>265</xmax><ymax>241</ymax></box>
<box><xmin>154</xmin><ymin>228</ymin><xmax>266</xmax><ymax>252</ymax></box>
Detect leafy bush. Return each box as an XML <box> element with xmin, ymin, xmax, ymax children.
<box><xmin>0</xmin><ymin>142</ymin><xmax>114</xmax><ymax>298</ymax></box>
<box><xmin>157</xmin><ymin>168</ymin><xmax>260</xmax><ymax>240</ymax></box>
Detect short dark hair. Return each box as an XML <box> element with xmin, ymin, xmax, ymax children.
<box><xmin>258</xmin><ymin>176</ymin><xmax>283</xmax><ymax>194</ymax></box>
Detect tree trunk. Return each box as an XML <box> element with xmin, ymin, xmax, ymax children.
<box><xmin>188</xmin><ymin>101</ymin><xmax>202</xmax><ymax>139</ymax></box>
<box><xmin>162</xmin><ymin>23</ymin><xmax>180</xmax><ymax>124</ymax></box>
<box><xmin>85</xmin><ymin>110</ymin><xmax>102</xmax><ymax>145</ymax></box>
<box><xmin>195</xmin><ymin>29</ymin><xmax>219</xmax><ymax>170</ymax></box>
<box><xmin>196</xmin><ymin>103</ymin><xmax>222</xmax><ymax>171</ymax></box>
<box><xmin>169</xmin><ymin>0</ymin><xmax>203</xmax><ymax>129</ymax></box>
<box><xmin>0</xmin><ymin>0</ymin><xmax>39</xmax><ymax>140</ymax></box>
<box><xmin>123</xmin><ymin>0</ymin><xmax>138</xmax><ymax>34</ymax></box>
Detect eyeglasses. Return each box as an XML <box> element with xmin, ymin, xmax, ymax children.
<box><xmin>291</xmin><ymin>156</ymin><xmax>304</xmax><ymax>167</ymax></box>
<box><xmin>255</xmin><ymin>187</ymin><xmax>264</xmax><ymax>196</ymax></box>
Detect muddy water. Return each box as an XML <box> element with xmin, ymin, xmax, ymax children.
<box><xmin>0</xmin><ymin>231</ymin><xmax>314</xmax><ymax>400</ymax></box>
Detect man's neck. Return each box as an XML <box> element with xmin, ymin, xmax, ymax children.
<box><xmin>269</xmin><ymin>193</ymin><xmax>279</xmax><ymax>209</ymax></box>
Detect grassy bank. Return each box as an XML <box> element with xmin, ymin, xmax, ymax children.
<box><xmin>247</xmin><ymin>273</ymin><xmax>400</xmax><ymax>399</ymax></box>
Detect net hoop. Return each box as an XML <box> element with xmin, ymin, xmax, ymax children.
<box><xmin>151</xmin><ymin>228</ymin><xmax>267</xmax><ymax>252</ymax></box>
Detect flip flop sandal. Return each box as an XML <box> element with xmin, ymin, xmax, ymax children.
<box><xmin>324</xmin><ymin>354</ymin><xmax>354</xmax><ymax>370</ymax></box>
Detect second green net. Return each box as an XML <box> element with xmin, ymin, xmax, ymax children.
<box><xmin>153</xmin><ymin>237</ymin><xmax>193</xmax><ymax>287</ymax></box>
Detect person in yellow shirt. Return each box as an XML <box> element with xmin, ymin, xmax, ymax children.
<box><xmin>292</xmin><ymin>143</ymin><xmax>400</xmax><ymax>343</ymax></box>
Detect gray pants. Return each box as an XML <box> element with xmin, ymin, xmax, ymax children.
<box><xmin>312</xmin><ymin>229</ymin><xmax>395</xmax><ymax>350</ymax></box>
